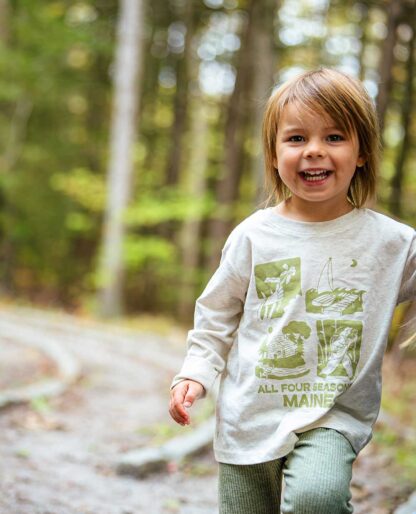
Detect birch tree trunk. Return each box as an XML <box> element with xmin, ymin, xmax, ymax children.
<box><xmin>97</xmin><ymin>0</ymin><xmax>144</xmax><ymax>317</ymax></box>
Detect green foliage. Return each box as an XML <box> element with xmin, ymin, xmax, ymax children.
<box><xmin>373</xmin><ymin>427</ymin><xmax>416</xmax><ymax>482</ymax></box>
<box><xmin>50</xmin><ymin>168</ymin><xmax>106</xmax><ymax>213</ymax></box>
<box><xmin>373</xmin><ymin>426</ymin><xmax>398</xmax><ymax>446</ymax></box>
<box><xmin>123</xmin><ymin>235</ymin><xmax>176</xmax><ymax>269</ymax></box>
<box><xmin>65</xmin><ymin>211</ymin><xmax>95</xmax><ymax>233</ymax></box>
<box><xmin>395</xmin><ymin>446</ymin><xmax>416</xmax><ymax>482</ymax></box>
<box><xmin>378</xmin><ymin>361</ymin><xmax>416</xmax><ymax>483</ymax></box>
<box><xmin>125</xmin><ymin>188</ymin><xmax>216</xmax><ymax>226</ymax></box>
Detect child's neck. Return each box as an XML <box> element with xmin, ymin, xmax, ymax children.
<box><xmin>275</xmin><ymin>198</ymin><xmax>355</xmax><ymax>222</ymax></box>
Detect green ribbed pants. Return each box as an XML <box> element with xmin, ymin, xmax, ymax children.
<box><xmin>218</xmin><ymin>428</ymin><xmax>357</xmax><ymax>514</ymax></box>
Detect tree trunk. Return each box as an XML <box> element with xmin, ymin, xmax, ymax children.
<box><xmin>158</xmin><ymin>0</ymin><xmax>194</xmax><ymax>239</ymax></box>
<box><xmin>139</xmin><ymin>0</ymin><xmax>171</xmax><ymax>180</ymax></box>
<box><xmin>0</xmin><ymin>0</ymin><xmax>10</xmax><ymax>43</ymax></box>
<box><xmin>251</xmin><ymin>0</ymin><xmax>278</xmax><ymax>208</ymax></box>
<box><xmin>97</xmin><ymin>0</ymin><xmax>144</xmax><ymax>317</ymax></box>
<box><xmin>356</xmin><ymin>2</ymin><xmax>370</xmax><ymax>81</ymax></box>
<box><xmin>0</xmin><ymin>0</ymin><xmax>29</xmax><ymax>296</ymax></box>
<box><xmin>208</xmin><ymin>0</ymin><xmax>258</xmax><ymax>270</ymax></box>
<box><xmin>177</xmin><ymin>98</ymin><xmax>211</xmax><ymax>321</ymax></box>
<box><xmin>85</xmin><ymin>53</ymin><xmax>112</xmax><ymax>174</ymax></box>
<box><xmin>3</xmin><ymin>98</ymin><xmax>33</xmax><ymax>173</ymax></box>
<box><xmin>375</xmin><ymin>0</ymin><xmax>403</xmax><ymax>136</ymax></box>
<box><xmin>389</xmin><ymin>2</ymin><xmax>415</xmax><ymax>217</ymax></box>
<box><xmin>164</xmin><ymin>1</ymin><xmax>192</xmax><ymax>187</ymax></box>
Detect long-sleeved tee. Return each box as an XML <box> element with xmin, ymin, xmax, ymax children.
<box><xmin>172</xmin><ymin>207</ymin><xmax>416</xmax><ymax>464</ymax></box>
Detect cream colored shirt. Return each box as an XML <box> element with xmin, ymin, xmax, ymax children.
<box><xmin>172</xmin><ymin>207</ymin><xmax>416</xmax><ymax>464</ymax></box>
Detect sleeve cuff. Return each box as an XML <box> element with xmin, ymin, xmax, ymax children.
<box><xmin>170</xmin><ymin>356</ymin><xmax>219</xmax><ymax>395</ymax></box>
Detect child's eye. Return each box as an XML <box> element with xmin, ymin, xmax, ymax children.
<box><xmin>288</xmin><ymin>135</ymin><xmax>304</xmax><ymax>142</ymax></box>
<box><xmin>327</xmin><ymin>134</ymin><xmax>344</xmax><ymax>142</ymax></box>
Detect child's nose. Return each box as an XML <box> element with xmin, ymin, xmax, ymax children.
<box><xmin>304</xmin><ymin>140</ymin><xmax>326</xmax><ymax>158</ymax></box>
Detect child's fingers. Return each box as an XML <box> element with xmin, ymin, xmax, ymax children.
<box><xmin>169</xmin><ymin>404</ymin><xmax>188</xmax><ymax>425</ymax></box>
<box><xmin>169</xmin><ymin>400</ymin><xmax>188</xmax><ymax>425</ymax></box>
<box><xmin>169</xmin><ymin>383</ymin><xmax>191</xmax><ymax>425</ymax></box>
<box><xmin>183</xmin><ymin>381</ymin><xmax>204</xmax><ymax>408</ymax></box>
<box><xmin>169</xmin><ymin>380</ymin><xmax>205</xmax><ymax>425</ymax></box>
<box><xmin>169</xmin><ymin>400</ymin><xmax>187</xmax><ymax>425</ymax></box>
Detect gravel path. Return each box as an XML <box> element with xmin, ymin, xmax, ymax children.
<box><xmin>0</xmin><ymin>306</ymin><xmax>413</xmax><ymax>513</ymax></box>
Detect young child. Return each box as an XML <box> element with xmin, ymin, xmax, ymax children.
<box><xmin>169</xmin><ymin>68</ymin><xmax>416</xmax><ymax>514</ymax></box>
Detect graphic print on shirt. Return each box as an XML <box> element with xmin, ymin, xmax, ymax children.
<box><xmin>317</xmin><ymin>319</ymin><xmax>362</xmax><ymax>380</ymax></box>
<box><xmin>255</xmin><ymin>321</ymin><xmax>311</xmax><ymax>380</ymax></box>
<box><xmin>305</xmin><ymin>258</ymin><xmax>365</xmax><ymax>315</ymax></box>
<box><xmin>255</xmin><ymin>258</ymin><xmax>301</xmax><ymax>320</ymax></box>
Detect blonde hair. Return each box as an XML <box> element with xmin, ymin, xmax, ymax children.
<box><xmin>262</xmin><ymin>68</ymin><xmax>381</xmax><ymax>207</ymax></box>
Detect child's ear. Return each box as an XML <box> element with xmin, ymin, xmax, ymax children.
<box><xmin>357</xmin><ymin>155</ymin><xmax>366</xmax><ymax>167</ymax></box>
<box><xmin>273</xmin><ymin>157</ymin><xmax>278</xmax><ymax>169</ymax></box>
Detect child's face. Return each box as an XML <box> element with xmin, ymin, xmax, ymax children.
<box><xmin>274</xmin><ymin>102</ymin><xmax>365</xmax><ymax>215</ymax></box>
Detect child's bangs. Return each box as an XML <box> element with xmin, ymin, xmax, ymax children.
<box><xmin>281</xmin><ymin>79</ymin><xmax>356</xmax><ymax>138</ymax></box>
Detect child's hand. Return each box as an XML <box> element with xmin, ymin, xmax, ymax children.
<box><xmin>169</xmin><ymin>379</ymin><xmax>205</xmax><ymax>426</ymax></box>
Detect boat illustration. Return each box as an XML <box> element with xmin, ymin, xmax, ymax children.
<box><xmin>306</xmin><ymin>258</ymin><xmax>365</xmax><ymax>315</ymax></box>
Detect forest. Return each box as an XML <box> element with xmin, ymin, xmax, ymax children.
<box><xmin>0</xmin><ymin>0</ymin><xmax>415</xmax><ymax>324</ymax></box>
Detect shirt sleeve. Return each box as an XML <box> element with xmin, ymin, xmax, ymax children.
<box><xmin>171</xmin><ymin>228</ymin><xmax>251</xmax><ymax>394</ymax></box>
<box><xmin>398</xmin><ymin>231</ymin><xmax>416</xmax><ymax>304</ymax></box>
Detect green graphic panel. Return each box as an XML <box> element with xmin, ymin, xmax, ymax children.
<box><xmin>306</xmin><ymin>258</ymin><xmax>365</xmax><ymax>315</ymax></box>
<box><xmin>255</xmin><ymin>321</ymin><xmax>311</xmax><ymax>380</ymax></box>
<box><xmin>306</xmin><ymin>287</ymin><xmax>365</xmax><ymax>315</ymax></box>
<box><xmin>255</xmin><ymin>258</ymin><xmax>301</xmax><ymax>320</ymax></box>
<box><xmin>316</xmin><ymin>320</ymin><xmax>362</xmax><ymax>380</ymax></box>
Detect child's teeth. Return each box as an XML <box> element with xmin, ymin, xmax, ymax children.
<box><xmin>302</xmin><ymin>170</ymin><xmax>329</xmax><ymax>181</ymax></box>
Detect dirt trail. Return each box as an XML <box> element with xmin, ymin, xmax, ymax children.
<box><xmin>0</xmin><ymin>307</ymin><xmax>412</xmax><ymax>513</ymax></box>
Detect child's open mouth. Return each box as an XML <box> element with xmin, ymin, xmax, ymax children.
<box><xmin>299</xmin><ymin>169</ymin><xmax>333</xmax><ymax>184</ymax></box>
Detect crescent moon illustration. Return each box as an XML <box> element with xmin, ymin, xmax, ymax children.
<box><xmin>351</xmin><ymin>259</ymin><xmax>358</xmax><ymax>267</ymax></box>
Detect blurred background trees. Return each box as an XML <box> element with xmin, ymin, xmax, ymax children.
<box><xmin>0</xmin><ymin>0</ymin><xmax>415</xmax><ymax>323</ymax></box>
